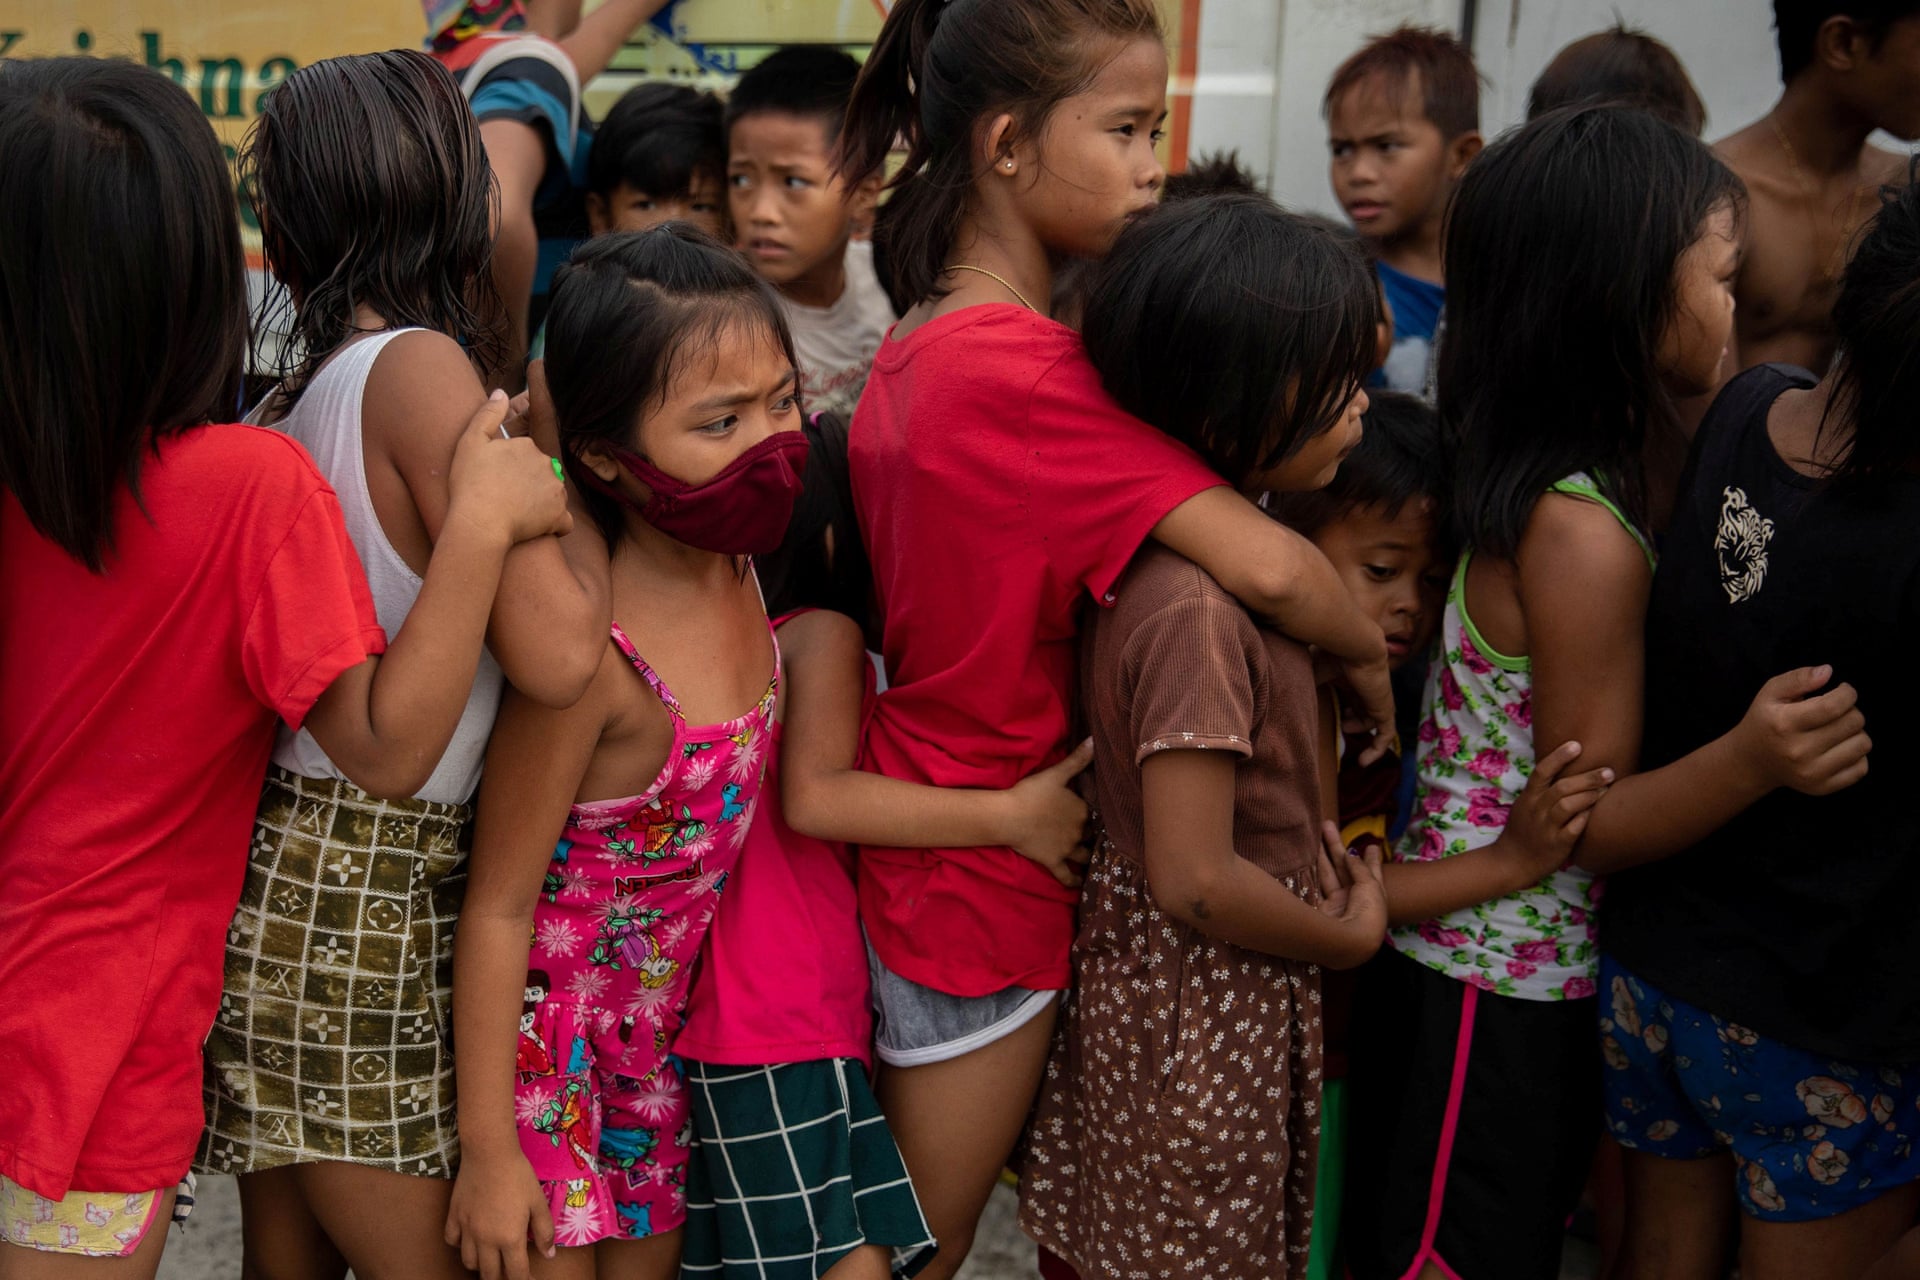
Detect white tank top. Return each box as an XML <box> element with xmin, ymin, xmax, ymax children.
<box><xmin>255</xmin><ymin>328</ymin><xmax>504</xmax><ymax>805</ymax></box>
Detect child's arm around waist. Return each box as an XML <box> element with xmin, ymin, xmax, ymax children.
<box><xmin>303</xmin><ymin>393</ymin><xmax>570</xmax><ymax>799</ymax></box>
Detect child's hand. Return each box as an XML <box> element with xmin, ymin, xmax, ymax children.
<box><xmin>448</xmin><ymin>390</ymin><xmax>573</xmax><ymax>546</ymax></box>
<box><xmin>1733</xmin><ymin>665</ymin><xmax>1871</xmax><ymax>796</ymax></box>
<box><xmin>1495</xmin><ymin>740</ymin><xmax>1614</xmax><ymax>886</ymax></box>
<box><xmin>1004</xmin><ymin>738</ymin><xmax>1095</xmax><ymax>889</ymax></box>
<box><xmin>1337</xmin><ymin>650</ymin><xmax>1396</xmax><ymax>767</ymax></box>
<box><xmin>1315</xmin><ymin>821</ymin><xmax>1388</xmax><ymax>969</ymax></box>
<box><xmin>445</xmin><ymin>1151</ymin><xmax>555</xmax><ymax>1280</ymax></box>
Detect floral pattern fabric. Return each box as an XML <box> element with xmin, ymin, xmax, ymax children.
<box><xmin>1389</xmin><ymin>474</ymin><xmax>1645</xmax><ymax>1002</ymax></box>
<box><xmin>513</xmin><ymin>622</ymin><xmax>776</xmax><ymax>1247</ymax></box>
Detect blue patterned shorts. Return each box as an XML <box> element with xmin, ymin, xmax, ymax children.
<box><xmin>1600</xmin><ymin>954</ymin><xmax>1920</xmax><ymax>1222</ymax></box>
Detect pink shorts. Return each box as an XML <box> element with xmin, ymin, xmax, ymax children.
<box><xmin>0</xmin><ymin>1173</ymin><xmax>178</xmax><ymax>1257</ymax></box>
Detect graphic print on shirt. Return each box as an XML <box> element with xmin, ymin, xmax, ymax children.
<box><xmin>1715</xmin><ymin>486</ymin><xmax>1775</xmax><ymax>604</ymax></box>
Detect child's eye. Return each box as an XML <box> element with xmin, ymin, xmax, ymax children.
<box><xmin>729</xmin><ymin>174</ymin><xmax>751</xmax><ymax>189</ymax></box>
<box><xmin>784</xmin><ymin>175</ymin><xmax>810</xmax><ymax>190</ymax></box>
<box><xmin>698</xmin><ymin>414</ymin><xmax>739</xmax><ymax>435</ymax></box>
<box><xmin>694</xmin><ymin>201</ymin><xmax>721</xmax><ymax>214</ymax></box>
<box><xmin>1365</xmin><ymin>564</ymin><xmax>1398</xmax><ymax>582</ymax></box>
<box><xmin>1149</xmin><ymin>129</ymin><xmax>1167</xmax><ymax>145</ymax></box>
<box><xmin>1330</xmin><ymin>142</ymin><xmax>1351</xmax><ymax>159</ymax></box>
<box><xmin>772</xmin><ymin>394</ymin><xmax>798</xmax><ymax>414</ymax></box>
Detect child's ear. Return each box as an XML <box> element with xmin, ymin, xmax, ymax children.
<box><xmin>1446</xmin><ymin>131</ymin><xmax>1484</xmax><ymax>181</ymax></box>
<box><xmin>585</xmin><ymin>191</ymin><xmax>609</xmax><ymax>237</ymax></box>
<box><xmin>848</xmin><ymin>172</ymin><xmax>882</xmax><ymax>230</ymax></box>
<box><xmin>577</xmin><ymin>440</ymin><xmax>626</xmax><ymax>486</ymax></box>
<box><xmin>1817</xmin><ymin>15</ymin><xmax>1871</xmax><ymax>73</ymax></box>
<box><xmin>977</xmin><ymin>111</ymin><xmax>1022</xmax><ymax>178</ymax></box>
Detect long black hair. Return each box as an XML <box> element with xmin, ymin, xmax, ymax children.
<box><xmin>543</xmin><ymin>224</ymin><xmax>796</xmax><ymax>545</ymax></box>
<box><xmin>1441</xmin><ymin>105</ymin><xmax>1744</xmax><ymax>558</ymax></box>
<box><xmin>834</xmin><ymin>0</ymin><xmax>1162</xmax><ymax>310</ymax></box>
<box><xmin>1081</xmin><ymin>192</ymin><xmax>1379</xmax><ymax>490</ymax></box>
<box><xmin>0</xmin><ymin>58</ymin><xmax>248</xmax><ymax>569</ymax></box>
<box><xmin>243</xmin><ymin>49</ymin><xmax>504</xmax><ymax>397</ymax></box>
<box><xmin>1820</xmin><ymin>160</ymin><xmax>1920</xmax><ymax>490</ymax></box>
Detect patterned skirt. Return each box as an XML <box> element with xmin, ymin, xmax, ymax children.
<box><xmin>197</xmin><ymin>767</ymin><xmax>470</xmax><ymax>1177</ymax></box>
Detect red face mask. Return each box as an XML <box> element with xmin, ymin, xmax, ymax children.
<box><xmin>577</xmin><ymin>429</ymin><xmax>811</xmax><ymax>556</ymax></box>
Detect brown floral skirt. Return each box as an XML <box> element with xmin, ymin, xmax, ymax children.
<box><xmin>1019</xmin><ymin>845</ymin><xmax>1324</xmax><ymax>1278</ymax></box>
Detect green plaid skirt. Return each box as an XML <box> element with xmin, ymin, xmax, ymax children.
<box><xmin>197</xmin><ymin>767</ymin><xmax>470</xmax><ymax>1177</ymax></box>
<box><xmin>680</xmin><ymin>1058</ymin><xmax>937</xmax><ymax>1279</ymax></box>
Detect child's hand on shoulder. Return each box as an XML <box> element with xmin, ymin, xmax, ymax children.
<box><xmin>1002</xmin><ymin>738</ymin><xmax>1094</xmax><ymax>889</ymax></box>
<box><xmin>1732</xmin><ymin>665</ymin><xmax>1871</xmax><ymax>797</ymax></box>
<box><xmin>445</xmin><ymin>1147</ymin><xmax>554</xmax><ymax>1280</ymax></box>
<box><xmin>1496</xmin><ymin>740</ymin><xmax>1613</xmax><ymax>886</ymax></box>
<box><xmin>448</xmin><ymin>389</ymin><xmax>573</xmax><ymax>547</ymax></box>
<box><xmin>1315</xmin><ymin>821</ymin><xmax>1388</xmax><ymax>969</ymax></box>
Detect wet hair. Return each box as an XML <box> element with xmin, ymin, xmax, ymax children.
<box><xmin>243</xmin><ymin>49</ymin><xmax>503</xmax><ymax>399</ymax></box>
<box><xmin>1820</xmin><ymin>159</ymin><xmax>1920</xmax><ymax>489</ymax></box>
<box><xmin>725</xmin><ymin>45</ymin><xmax>861</xmax><ymax>142</ymax></box>
<box><xmin>1163</xmin><ymin>150</ymin><xmax>1264</xmax><ymax>202</ymax></box>
<box><xmin>1528</xmin><ymin>23</ymin><xmax>1707</xmax><ymax>134</ymax></box>
<box><xmin>835</xmin><ymin>0</ymin><xmax>1163</xmax><ymax>309</ymax></box>
<box><xmin>1441</xmin><ymin>105</ymin><xmax>1745</xmax><ymax>559</ymax></box>
<box><xmin>543</xmin><ymin>224</ymin><xmax>797</xmax><ymax>544</ymax></box>
<box><xmin>590</xmin><ymin>83</ymin><xmax>725</xmax><ymax>201</ymax></box>
<box><xmin>1774</xmin><ymin>0</ymin><xmax>1920</xmax><ymax>81</ymax></box>
<box><xmin>0</xmin><ymin>58</ymin><xmax>248</xmax><ymax>570</ymax></box>
<box><xmin>1323</xmin><ymin>25</ymin><xmax>1481</xmax><ymax>141</ymax></box>
<box><xmin>1081</xmin><ymin>192</ymin><xmax>1379</xmax><ymax>491</ymax></box>
<box><xmin>1267</xmin><ymin>391</ymin><xmax>1446</xmax><ymax>537</ymax></box>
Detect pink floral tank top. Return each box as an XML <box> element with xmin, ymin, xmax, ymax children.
<box><xmin>1390</xmin><ymin>474</ymin><xmax>1651</xmax><ymax>1002</ymax></box>
<box><xmin>523</xmin><ymin>622</ymin><xmax>776</xmax><ymax>1077</ymax></box>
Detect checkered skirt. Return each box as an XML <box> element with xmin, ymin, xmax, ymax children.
<box><xmin>197</xmin><ymin>767</ymin><xmax>470</xmax><ymax>1177</ymax></box>
<box><xmin>680</xmin><ymin>1058</ymin><xmax>937</xmax><ymax>1279</ymax></box>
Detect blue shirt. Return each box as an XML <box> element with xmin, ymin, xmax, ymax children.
<box><xmin>1373</xmin><ymin>260</ymin><xmax>1445</xmax><ymax>395</ymax></box>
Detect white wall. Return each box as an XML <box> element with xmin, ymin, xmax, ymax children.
<box><xmin>1188</xmin><ymin>0</ymin><xmax>1780</xmax><ymax>218</ymax></box>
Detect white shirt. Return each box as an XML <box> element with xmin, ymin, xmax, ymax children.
<box><xmin>782</xmin><ymin>239</ymin><xmax>897</xmax><ymax>420</ymax></box>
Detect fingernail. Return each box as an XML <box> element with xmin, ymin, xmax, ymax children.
<box><xmin>546</xmin><ymin>1247</ymin><xmax>557</xmax><ymax>1258</ymax></box>
<box><xmin>490</xmin><ymin>389</ymin><xmax>507</xmax><ymax>402</ymax></box>
<box><xmin>1601</xmin><ymin>769</ymin><xmax>1614</xmax><ymax>780</ymax></box>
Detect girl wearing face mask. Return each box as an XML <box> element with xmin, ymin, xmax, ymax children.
<box><xmin>446</xmin><ymin>226</ymin><xmax>806</xmax><ymax>1279</ymax></box>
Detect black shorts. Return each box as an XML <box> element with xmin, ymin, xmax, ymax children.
<box><xmin>1344</xmin><ymin>949</ymin><xmax>1600</xmax><ymax>1280</ymax></box>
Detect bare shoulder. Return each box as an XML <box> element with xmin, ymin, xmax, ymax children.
<box><xmin>363</xmin><ymin>328</ymin><xmax>486</xmax><ymax>458</ymax></box>
<box><xmin>1866</xmin><ymin>143</ymin><xmax>1912</xmax><ymax>187</ymax></box>
<box><xmin>775</xmin><ymin>608</ymin><xmax>864</xmax><ymax>669</ymax></box>
<box><xmin>1519</xmin><ymin>491</ymin><xmax>1650</xmax><ymax>588</ymax></box>
<box><xmin>1714</xmin><ymin>119</ymin><xmax>1774</xmax><ymax>172</ymax></box>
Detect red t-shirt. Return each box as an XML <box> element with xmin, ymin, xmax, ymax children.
<box><xmin>849</xmin><ymin>305</ymin><xmax>1225</xmax><ymax>996</ymax></box>
<box><xmin>0</xmin><ymin>425</ymin><xmax>387</xmax><ymax>1197</ymax></box>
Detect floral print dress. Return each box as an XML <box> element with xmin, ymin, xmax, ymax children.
<box><xmin>1389</xmin><ymin>474</ymin><xmax>1652</xmax><ymax>1001</ymax></box>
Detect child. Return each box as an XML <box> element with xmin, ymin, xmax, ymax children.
<box><xmin>195</xmin><ymin>49</ymin><xmax>610</xmax><ymax>1279</ymax></box>
<box><xmin>1343</xmin><ymin>105</ymin><xmax>1871</xmax><ymax>1280</ymax></box>
<box><xmin>1716</xmin><ymin>0</ymin><xmax>1919</xmax><ymax>376</ymax></box>
<box><xmin>1019</xmin><ymin>191</ymin><xmax>1391</xmax><ymax>1280</ymax></box>
<box><xmin>445</xmin><ymin>226</ymin><xmax>802</xmax><ymax>1278</ymax></box>
<box><xmin>587</xmin><ymin>83</ymin><xmax>727</xmax><ymax>242</ymax></box>
<box><xmin>0</xmin><ymin>57</ymin><xmax>565</xmax><ymax>1273</ymax></box>
<box><xmin>1324</xmin><ymin>25</ymin><xmax>1483</xmax><ymax>393</ymax></box>
<box><xmin>1527</xmin><ymin>21</ymin><xmax>1707</xmax><ymax>133</ymax></box>
<box><xmin>1600</xmin><ymin>173</ymin><xmax>1918</xmax><ymax>1280</ymax></box>
<box><xmin>832</xmin><ymin>1</ymin><xmax>1397</xmax><ymax>1270</ymax></box>
<box><xmin>727</xmin><ymin>46</ymin><xmax>893</xmax><ymax>420</ymax></box>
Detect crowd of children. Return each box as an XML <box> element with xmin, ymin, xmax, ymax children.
<box><xmin>3</xmin><ymin>1</ymin><xmax>1920</xmax><ymax>1278</ymax></box>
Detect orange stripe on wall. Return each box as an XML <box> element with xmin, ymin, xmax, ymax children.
<box><xmin>1168</xmin><ymin>0</ymin><xmax>1203</xmax><ymax>173</ymax></box>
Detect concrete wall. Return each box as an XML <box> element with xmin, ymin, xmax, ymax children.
<box><xmin>1187</xmin><ymin>0</ymin><xmax>1779</xmax><ymax>217</ymax></box>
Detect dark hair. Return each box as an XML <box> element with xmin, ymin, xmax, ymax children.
<box><xmin>835</xmin><ymin>0</ymin><xmax>1163</xmax><ymax>308</ymax></box>
<box><xmin>1267</xmin><ymin>391</ymin><xmax>1446</xmax><ymax>536</ymax></box>
<box><xmin>1528</xmin><ymin>23</ymin><xmax>1707</xmax><ymax>133</ymax></box>
<box><xmin>1441</xmin><ymin>105</ymin><xmax>1744</xmax><ymax>559</ymax></box>
<box><xmin>544</xmin><ymin>224</ymin><xmax>797</xmax><ymax>544</ymax></box>
<box><xmin>243</xmin><ymin>49</ymin><xmax>503</xmax><ymax>398</ymax></box>
<box><xmin>1163</xmin><ymin>150</ymin><xmax>1265</xmax><ymax>202</ymax></box>
<box><xmin>1323</xmin><ymin>25</ymin><xmax>1481</xmax><ymax>140</ymax></box>
<box><xmin>0</xmin><ymin>58</ymin><xmax>247</xmax><ymax>570</ymax></box>
<box><xmin>725</xmin><ymin>45</ymin><xmax>861</xmax><ymax>141</ymax></box>
<box><xmin>591</xmin><ymin>82</ymin><xmax>725</xmax><ymax>201</ymax></box>
<box><xmin>1081</xmin><ymin>193</ymin><xmax>1379</xmax><ymax>490</ymax></box>
<box><xmin>1820</xmin><ymin>159</ymin><xmax>1920</xmax><ymax>489</ymax></box>
<box><xmin>1775</xmin><ymin>0</ymin><xmax>1920</xmax><ymax>81</ymax></box>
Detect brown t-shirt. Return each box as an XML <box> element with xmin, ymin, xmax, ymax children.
<box><xmin>1081</xmin><ymin>545</ymin><xmax>1323</xmax><ymax>881</ymax></box>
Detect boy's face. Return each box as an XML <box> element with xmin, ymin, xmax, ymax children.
<box><xmin>1311</xmin><ymin>498</ymin><xmax>1446</xmax><ymax>670</ymax></box>
<box><xmin>587</xmin><ymin>176</ymin><xmax>727</xmax><ymax>240</ymax></box>
<box><xmin>1327</xmin><ymin>71</ymin><xmax>1470</xmax><ymax>247</ymax></box>
<box><xmin>727</xmin><ymin>111</ymin><xmax>866</xmax><ymax>292</ymax></box>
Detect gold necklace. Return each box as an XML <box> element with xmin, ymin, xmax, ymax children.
<box><xmin>945</xmin><ymin>263</ymin><xmax>1039</xmax><ymax>312</ymax></box>
<box><xmin>1769</xmin><ymin>115</ymin><xmax>1866</xmax><ymax>282</ymax></box>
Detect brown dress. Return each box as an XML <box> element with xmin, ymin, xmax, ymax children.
<box><xmin>1019</xmin><ymin>547</ymin><xmax>1326</xmax><ymax>1279</ymax></box>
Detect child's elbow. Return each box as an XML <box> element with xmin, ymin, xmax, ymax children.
<box><xmin>512</xmin><ymin>643</ymin><xmax>600</xmax><ymax>710</ymax></box>
<box><xmin>1146</xmin><ymin>859</ymin><xmax>1226</xmax><ymax>932</ymax></box>
<box><xmin>338</xmin><ymin>755</ymin><xmax>435</xmax><ymax>803</ymax></box>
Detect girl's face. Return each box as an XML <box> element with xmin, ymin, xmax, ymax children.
<box><xmin>1257</xmin><ymin>385</ymin><xmax>1370</xmax><ymax>495</ymax></box>
<box><xmin>1007</xmin><ymin>37</ymin><xmax>1169</xmax><ymax>259</ymax></box>
<box><xmin>1657</xmin><ymin>203</ymin><xmax>1739</xmax><ymax>397</ymax></box>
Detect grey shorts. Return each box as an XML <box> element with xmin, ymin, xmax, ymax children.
<box><xmin>865</xmin><ymin>936</ymin><xmax>1057</xmax><ymax>1068</ymax></box>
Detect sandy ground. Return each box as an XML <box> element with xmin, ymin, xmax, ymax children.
<box><xmin>157</xmin><ymin>1174</ymin><xmax>1597</xmax><ymax>1279</ymax></box>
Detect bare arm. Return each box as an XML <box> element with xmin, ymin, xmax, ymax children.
<box><xmin>778</xmin><ymin>610</ymin><xmax>1091</xmax><ymax>882</ymax></box>
<box><xmin>554</xmin><ymin>0</ymin><xmax>671</xmax><ymax>83</ymax></box>
<box><xmin>369</xmin><ymin>332</ymin><xmax>610</xmax><ymax>709</ymax></box>
<box><xmin>445</xmin><ymin>676</ymin><xmax>609</xmax><ymax>1279</ymax></box>
<box><xmin>1140</xmin><ymin>750</ymin><xmax>1386</xmax><ymax>970</ymax></box>
<box><xmin>479</xmin><ymin>119</ymin><xmax>548</xmax><ymax>392</ymax></box>
<box><xmin>303</xmin><ymin>396</ymin><xmax>570</xmax><ymax>799</ymax></box>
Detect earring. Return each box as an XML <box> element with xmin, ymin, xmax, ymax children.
<box><xmin>1002</xmin><ymin>158</ymin><xmax>1015</xmax><ymax>172</ymax></box>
